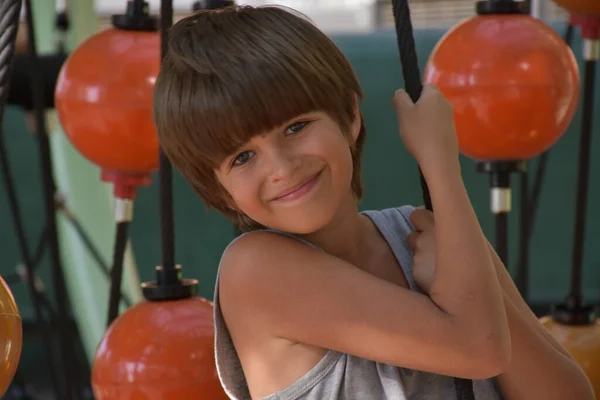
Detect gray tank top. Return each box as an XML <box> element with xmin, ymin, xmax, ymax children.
<box><xmin>213</xmin><ymin>206</ymin><xmax>502</xmax><ymax>400</ymax></box>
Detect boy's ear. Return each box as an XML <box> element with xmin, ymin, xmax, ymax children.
<box><xmin>350</xmin><ymin>94</ymin><xmax>361</xmax><ymax>143</ymax></box>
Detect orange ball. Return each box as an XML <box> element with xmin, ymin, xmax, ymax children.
<box><xmin>55</xmin><ymin>28</ymin><xmax>160</xmax><ymax>175</ymax></box>
<box><xmin>0</xmin><ymin>276</ymin><xmax>22</xmax><ymax>398</ymax></box>
<box><xmin>92</xmin><ymin>297</ymin><xmax>228</xmax><ymax>399</ymax></box>
<box><xmin>553</xmin><ymin>0</ymin><xmax>600</xmax><ymax>16</ymax></box>
<box><xmin>425</xmin><ymin>14</ymin><xmax>580</xmax><ymax>161</ymax></box>
<box><xmin>541</xmin><ymin>316</ymin><xmax>600</xmax><ymax>398</ymax></box>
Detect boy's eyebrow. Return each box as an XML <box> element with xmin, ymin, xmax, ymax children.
<box><xmin>280</xmin><ymin>112</ymin><xmax>318</xmax><ymax>126</ymax></box>
<box><xmin>218</xmin><ymin>111</ymin><xmax>322</xmax><ymax>169</ymax></box>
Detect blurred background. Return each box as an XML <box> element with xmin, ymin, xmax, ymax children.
<box><xmin>1</xmin><ymin>0</ymin><xmax>597</xmax><ymax>399</ymax></box>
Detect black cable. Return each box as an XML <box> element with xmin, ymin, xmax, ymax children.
<box><xmin>1</xmin><ymin>77</ymin><xmax>63</xmax><ymax>400</ymax></box>
<box><xmin>390</xmin><ymin>0</ymin><xmax>432</xmax><ymax>212</ymax></box>
<box><xmin>0</xmin><ymin>1</ymin><xmax>63</xmax><ymax>398</ymax></box>
<box><xmin>516</xmin><ymin>170</ymin><xmax>529</xmax><ymax>298</ymax></box>
<box><xmin>567</xmin><ymin>59</ymin><xmax>595</xmax><ymax>308</ymax></box>
<box><xmin>527</xmin><ymin>24</ymin><xmax>574</xmax><ymax>229</ymax></box>
<box><xmin>23</xmin><ymin>1</ymin><xmax>78</xmax><ymax>398</ymax></box>
<box><xmin>390</xmin><ymin>0</ymin><xmax>472</xmax><ymax>398</ymax></box>
<box><xmin>56</xmin><ymin>200</ymin><xmax>133</xmax><ymax>307</ymax></box>
<box><xmin>68</xmin><ymin>218</ymin><xmax>131</xmax><ymax>306</ymax></box>
<box><xmin>106</xmin><ymin>221</ymin><xmax>131</xmax><ymax>326</ymax></box>
<box><xmin>495</xmin><ymin>212</ymin><xmax>509</xmax><ymax>265</ymax></box>
<box><xmin>159</xmin><ymin>0</ymin><xmax>177</xmax><ymax>283</ymax></box>
<box><xmin>0</xmin><ymin>0</ymin><xmax>20</xmax><ymax>123</ymax></box>
<box><xmin>3</xmin><ymin>226</ymin><xmax>48</xmax><ymax>285</ymax></box>
<box><xmin>3</xmin><ymin>204</ymin><xmax>135</xmax><ymax>309</ymax></box>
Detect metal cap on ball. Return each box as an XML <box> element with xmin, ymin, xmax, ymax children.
<box><xmin>192</xmin><ymin>0</ymin><xmax>235</xmax><ymax>11</ymax></box>
<box><xmin>112</xmin><ymin>0</ymin><xmax>159</xmax><ymax>31</ymax></box>
<box><xmin>141</xmin><ymin>265</ymin><xmax>198</xmax><ymax>302</ymax></box>
<box><xmin>476</xmin><ymin>0</ymin><xmax>530</xmax><ymax>15</ymax></box>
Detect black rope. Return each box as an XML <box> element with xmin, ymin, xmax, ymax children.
<box><xmin>0</xmin><ymin>0</ymin><xmax>21</xmax><ymax>122</ymax></box>
<box><xmin>4</xmin><ymin>201</ymin><xmax>134</xmax><ymax>309</ymax></box>
<box><xmin>390</xmin><ymin>0</ymin><xmax>432</xmax><ymax>212</ymax></box>
<box><xmin>0</xmin><ymin>0</ymin><xmax>63</xmax><ymax>398</ymax></box>
<box><xmin>567</xmin><ymin>59</ymin><xmax>595</xmax><ymax>308</ymax></box>
<box><xmin>159</xmin><ymin>0</ymin><xmax>177</xmax><ymax>283</ymax></box>
<box><xmin>107</xmin><ymin>221</ymin><xmax>131</xmax><ymax>326</ymax></box>
<box><xmin>390</xmin><ymin>1</ymin><xmax>472</xmax><ymax>398</ymax></box>
<box><xmin>58</xmin><ymin>203</ymin><xmax>134</xmax><ymax>308</ymax></box>
<box><xmin>495</xmin><ymin>212</ymin><xmax>509</xmax><ymax>265</ymax></box>
<box><xmin>3</xmin><ymin>225</ymin><xmax>49</xmax><ymax>285</ymax></box>
<box><xmin>23</xmin><ymin>0</ymin><xmax>79</xmax><ymax>398</ymax></box>
<box><xmin>516</xmin><ymin>170</ymin><xmax>529</xmax><ymax>298</ymax></box>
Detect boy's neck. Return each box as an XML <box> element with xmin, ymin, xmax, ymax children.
<box><xmin>300</xmin><ymin>195</ymin><xmax>374</xmax><ymax>267</ymax></box>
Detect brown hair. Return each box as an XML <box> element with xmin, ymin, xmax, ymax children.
<box><xmin>153</xmin><ymin>5</ymin><xmax>366</xmax><ymax>230</ymax></box>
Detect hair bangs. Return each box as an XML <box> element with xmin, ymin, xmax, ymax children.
<box><xmin>162</xmin><ymin>44</ymin><xmax>351</xmax><ymax>171</ymax></box>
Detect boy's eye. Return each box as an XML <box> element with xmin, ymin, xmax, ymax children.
<box><xmin>233</xmin><ymin>151</ymin><xmax>254</xmax><ymax>166</ymax></box>
<box><xmin>286</xmin><ymin>121</ymin><xmax>309</xmax><ymax>135</ymax></box>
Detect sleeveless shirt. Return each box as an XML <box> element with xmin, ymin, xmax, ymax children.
<box><xmin>213</xmin><ymin>206</ymin><xmax>502</xmax><ymax>400</ymax></box>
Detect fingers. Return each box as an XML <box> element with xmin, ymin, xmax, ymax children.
<box><xmin>409</xmin><ymin>208</ymin><xmax>434</xmax><ymax>231</ymax></box>
<box><xmin>408</xmin><ymin>207</ymin><xmax>435</xmax><ymax>250</ymax></box>
<box><xmin>392</xmin><ymin>88</ymin><xmax>413</xmax><ymax>115</ymax></box>
<box><xmin>407</xmin><ymin>231</ymin><xmax>419</xmax><ymax>251</ymax></box>
<box><xmin>392</xmin><ymin>84</ymin><xmax>439</xmax><ymax>104</ymax></box>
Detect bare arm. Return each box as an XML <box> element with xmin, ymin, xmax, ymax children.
<box><xmin>486</xmin><ymin>244</ymin><xmax>595</xmax><ymax>400</ymax></box>
<box><xmin>219</xmin><ymin>157</ymin><xmax>509</xmax><ymax>380</ymax></box>
<box><xmin>422</xmin><ymin>155</ymin><xmax>510</xmax><ymax>362</ymax></box>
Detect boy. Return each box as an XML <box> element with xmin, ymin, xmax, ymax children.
<box><xmin>153</xmin><ymin>5</ymin><xmax>594</xmax><ymax>400</ymax></box>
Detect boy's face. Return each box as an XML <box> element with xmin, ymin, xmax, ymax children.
<box><xmin>216</xmin><ymin>111</ymin><xmax>360</xmax><ymax>234</ymax></box>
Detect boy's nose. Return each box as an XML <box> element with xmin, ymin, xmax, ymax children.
<box><xmin>267</xmin><ymin>148</ymin><xmax>301</xmax><ymax>182</ymax></box>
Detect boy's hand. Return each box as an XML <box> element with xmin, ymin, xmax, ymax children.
<box><xmin>392</xmin><ymin>84</ymin><xmax>459</xmax><ymax>168</ymax></box>
<box><xmin>407</xmin><ymin>208</ymin><xmax>437</xmax><ymax>293</ymax></box>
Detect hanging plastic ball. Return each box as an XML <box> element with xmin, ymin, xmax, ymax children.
<box><xmin>553</xmin><ymin>0</ymin><xmax>600</xmax><ymax>16</ymax></box>
<box><xmin>424</xmin><ymin>13</ymin><xmax>580</xmax><ymax>161</ymax></box>
<box><xmin>92</xmin><ymin>295</ymin><xmax>227</xmax><ymax>399</ymax></box>
<box><xmin>55</xmin><ymin>27</ymin><xmax>160</xmax><ymax>198</ymax></box>
<box><xmin>0</xmin><ymin>276</ymin><xmax>22</xmax><ymax>397</ymax></box>
<box><xmin>540</xmin><ymin>314</ymin><xmax>600</xmax><ymax>397</ymax></box>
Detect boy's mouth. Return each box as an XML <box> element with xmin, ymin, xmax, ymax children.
<box><xmin>270</xmin><ymin>169</ymin><xmax>323</xmax><ymax>202</ymax></box>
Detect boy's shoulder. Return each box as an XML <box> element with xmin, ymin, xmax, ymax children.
<box><xmin>217</xmin><ymin>229</ymin><xmax>320</xmax><ymax>283</ymax></box>
<box><xmin>221</xmin><ymin>228</ymin><xmax>319</xmax><ymax>261</ymax></box>
<box><xmin>217</xmin><ymin>204</ymin><xmax>417</xmax><ymax>274</ymax></box>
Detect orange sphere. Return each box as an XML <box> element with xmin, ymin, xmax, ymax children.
<box><xmin>92</xmin><ymin>297</ymin><xmax>228</xmax><ymax>399</ymax></box>
<box><xmin>0</xmin><ymin>276</ymin><xmax>22</xmax><ymax>397</ymax></box>
<box><xmin>55</xmin><ymin>28</ymin><xmax>160</xmax><ymax>175</ymax></box>
<box><xmin>425</xmin><ymin>14</ymin><xmax>580</xmax><ymax>161</ymax></box>
<box><xmin>541</xmin><ymin>316</ymin><xmax>600</xmax><ymax>397</ymax></box>
<box><xmin>553</xmin><ymin>0</ymin><xmax>600</xmax><ymax>16</ymax></box>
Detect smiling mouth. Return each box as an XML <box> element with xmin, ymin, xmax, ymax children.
<box><xmin>271</xmin><ymin>169</ymin><xmax>323</xmax><ymax>202</ymax></box>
